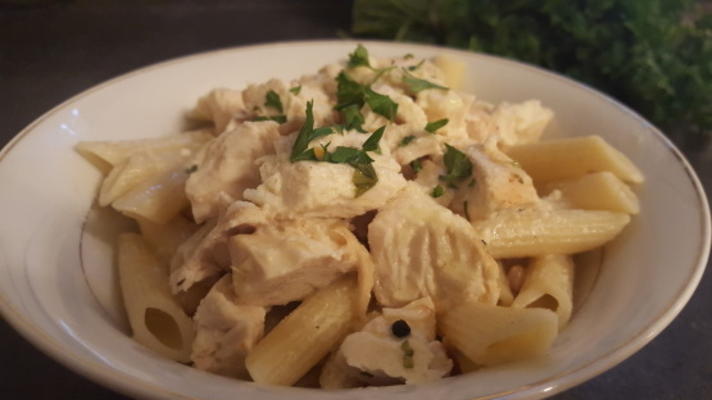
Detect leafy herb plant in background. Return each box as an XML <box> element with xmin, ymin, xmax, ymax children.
<box><xmin>352</xmin><ymin>0</ymin><xmax>712</xmax><ymax>141</ymax></box>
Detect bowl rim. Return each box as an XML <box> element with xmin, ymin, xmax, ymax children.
<box><xmin>0</xmin><ymin>39</ymin><xmax>709</xmax><ymax>400</ymax></box>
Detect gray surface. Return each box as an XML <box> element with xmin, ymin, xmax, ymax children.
<box><xmin>1</xmin><ymin>1</ymin><xmax>710</xmax><ymax>399</ymax></box>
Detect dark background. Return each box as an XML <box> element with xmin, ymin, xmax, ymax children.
<box><xmin>1</xmin><ymin>1</ymin><xmax>710</xmax><ymax>399</ymax></box>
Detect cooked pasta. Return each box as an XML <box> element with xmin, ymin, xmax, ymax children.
<box><xmin>77</xmin><ymin>45</ymin><xmax>642</xmax><ymax>388</ymax></box>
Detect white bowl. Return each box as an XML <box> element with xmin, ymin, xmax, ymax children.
<box><xmin>0</xmin><ymin>40</ymin><xmax>709</xmax><ymax>400</ymax></box>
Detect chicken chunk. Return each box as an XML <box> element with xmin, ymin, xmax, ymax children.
<box><xmin>243</xmin><ymin>131</ymin><xmax>407</xmax><ymax>220</ymax></box>
<box><xmin>191</xmin><ymin>275</ymin><xmax>265</xmax><ymax>378</ymax></box>
<box><xmin>466</xmin><ymin>99</ymin><xmax>553</xmax><ymax>146</ymax></box>
<box><xmin>457</xmin><ymin>143</ymin><xmax>539</xmax><ymax>221</ymax></box>
<box><xmin>170</xmin><ymin>201</ymin><xmax>268</xmax><ymax>293</ymax></box>
<box><xmin>368</xmin><ymin>184</ymin><xmax>500</xmax><ymax>310</ymax></box>
<box><xmin>188</xmin><ymin>88</ymin><xmax>248</xmax><ymax>134</ymax></box>
<box><xmin>319</xmin><ymin>297</ymin><xmax>452</xmax><ymax>388</ymax></box>
<box><xmin>228</xmin><ymin>219</ymin><xmax>369</xmax><ymax>307</ymax></box>
<box><xmin>185</xmin><ymin>121</ymin><xmax>280</xmax><ymax>222</ymax></box>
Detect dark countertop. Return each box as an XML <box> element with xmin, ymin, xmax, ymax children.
<box><xmin>1</xmin><ymin>1</ymin><xmax>710</xmax><ymax>399</ymax></box>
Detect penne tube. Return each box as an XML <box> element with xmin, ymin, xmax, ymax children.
<box><xmin>512</xmin><ymin>255</ymin><xmax>574</xmax><ymax>329</ymax></box>
<box><xmin>506</xmin><ymin>135</ymin><xmax>644</xmax><ymax>184</ymax></box>
<box><xmin>541</xmin><ymin>171</ymin><xmax>640</xmax><ymax>214</ymax></box>
<box><xmin>76</xmin><ymin>129</ymin><xmax>212</xmax><ymax>168</ymax></box>
<box><xmin>440</xmin><ymin>301</ymin><xmax>558</xmax><ymax>366</ymax></box>
<box><xmin>138</xmin><ymin>215</ymin><xmax>199</xmax><ymax>264</ymax></box>
<box><xmin>99</xmin><ymin>145</ymin><xmax>202</xmax><ymax>206</ymax></box>
<box><xmin>473</xmin><ymin>208</ymin><xmax>630</xmax><ymax>259</ymax></box>
<box><xmin>117</xmin><ymin>233</ymin><xmax>194</xmax><ymax>362</ymax></box>
<box><xmin>245</xmin><ymin>278</ymin><xmax>359</xmax><ymax>386</ymax></box>
<box><xmin>112</xmin><ymin>167</ymin><xmax>189</xmax><ymax>224</ymax></box>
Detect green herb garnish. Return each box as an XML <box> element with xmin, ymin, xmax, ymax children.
<box><xmin>402</xmin><ymin>70</ymin><xmax>448</xmax><ymax>94</ymax></box>
<box><xmin>401</xmin><ymin>340</ymin><xmax>415</xmax><ymax>369</ymax></box>
<box><xmin>364</xmin><ymin>87</ymin><xmax>398</xmax><ymax>121</ymax></box>
<box><xmin>431</xmin><ymin>185</ymin><xmax>445</xmax><ymax>198</ymax></box>
<box><xmin>290</xmin><ymin>101</ymin><xmax>333</xmax><ymax>162</ymax></box>
<box><xmin>425</xmin><ymin>118</ymin><xmax>449</xmax><ymax>133</ymax></box>
<box><xmin>410</xmin><ymin>158</ymin><xmax>423</xmax><ymax>173</ymax></box>
<box><xmin>399</xmin><ymin>135</ymin><xmax>416</xmax><ymax>147</ymax></box>
<box><xmin>251</xmin><ymin>115</ymin><xmax>287</xmax><ymax>124</ymax></box>
<box><xmin>289</xmin><ymin>86</ymin><xmax>302</xmax><ymax>95</ymax></box>
<box><xmin>341</xmin><ymin>104</ymin><xmax>367</xmax><ymax>133</ymax></box>
<box><xmin>347</xmin><ymin>44</ymin><xmax>371</xmax><ymax>68</ymax></box>
<box><xmin>265</xmin><ymin>90</ymin><xmax>283</xmax><ymax>113</ymax></box>
<box><xmin>440</xmin><ymin>144</ymin><xmax>473</xmax><ymax>188</ymax></box>
<box><xmin>362</xmin><ymin>125</ymin><xmax>385</xmax><ymax>152</ymax></box>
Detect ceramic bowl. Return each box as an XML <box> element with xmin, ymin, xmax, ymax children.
<box><xmin>0</xmin><ymin>41</ymin><xmax>709</xmax><ymax>400</ymax></box>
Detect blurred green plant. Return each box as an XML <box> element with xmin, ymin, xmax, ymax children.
<box><xmin>352</xmin><ymin>0</ymin><xmax>712</xmax><ymax>140</ymax></box>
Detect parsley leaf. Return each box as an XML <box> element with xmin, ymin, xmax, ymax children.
<box><xmin>399</xmin><ymin>135</ymin><xmax>416</xmax><ymax>147</ymax></box>
<box><xmin>289</xmin><ymin>86</ymin><xmax>301</xmax><ymax>95</ymax></box>
<box><xmin>402</xmin><ymin>70</ymin><xmax>449</xmax><ymax>94</ymax></box>
<box><xmin>265</xmin><ymin>90</ymin><xmax>283</xmax><ymax>113</ymax></box>
<box><xmin>410</xmin><ymin>158</ymin><xmax>423</xmax><ymax>173</ymax></box>
<box><xmin>440</xmin><ymin>144</ymin><xmax>473</xmax><ymax>188</ymax></box>
<box><xmin>362</xmin><ymin>125</ymin><xmax>385</xmax><ymax>152</ymax></box>
<box><xmin>431</xmin><ymin>185</ymin><xmax>445</xmax><ymax>198</ymax></box>
<box><xmin>335</xmin><ymin>72</ymin><xmax>366</xmax><ymax>110</ymax></box>
<box><xmin>341</xmin><ymin>104</ymin><xmax>366</xmax><ymax>132</ymax></box>
<box><xmin>348</xmin><ymin>44</ymin><xmax>371</xmax><ymax>68</ymax></box>
<box><xmin>352</xmin><ymin>162</ymin><xmax>378</xmax><ymax>197</ymax></box>
<box><xmin>425</xmin><ymin>118</ymin><xmax>449</xmax><ymax>133</ymax></box>
<box><xmin>251</xmin><ymin>115</ymin><xmax>287</xmax><ymax>124</ymax></box>
<box><xmin>365</xmin><ymin>87</ymin><xmax>398</xmax><ymax>120</ymax></box>
<box><xmin>290</xmin><ymin>101</ymin><xmax>333</xmax><ymax>162</ymax></box>
<box><xmin>326</xmin><ymin>146</ymin><xmax>373</xmax><ymax>164</ymax></box>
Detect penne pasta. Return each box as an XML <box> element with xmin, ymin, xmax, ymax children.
<box><xmin>245</xmin><ymin>278</ymin><xmax>359</xmax><ymax>386</ymax></box>
<box><xmin>473</xmin><ymin>208</ymin><xmax>631</xmax><ymax>259</ymax></box>
<box><xmin>112</xmin><ymin>167</ymin><xmax>189</xmax><ymax>224</ymax></box>
<box><xmin>117</xmin><ymin>233</ymin><xmax>194</xmax><ymax>362</ymax></box>
<box><xmin>138</xmin><ymin>215</ymin><xmax>199</xmax><ymax>264</ymax></box>
<box><xmin>440</xmin><ymin>301</ymin><xmax>558</xmax><ymax>366</ymax></box>
<box><xmin>541</xmin><ymin>171</ymin><xmax>640</xmax><ymax>214</ymax></box>
<box><xmin>512</xmin><ymin>255</ymin><xmax>574</xmax><ymax>329</ymax></box>
<box><xmin>496</xmin><ymin>262</ymin><xmax>514</xmax><ymax>306</ymax></box>
<box><xmin>76</xmin><ymin>129</ymin><xmax>212</xmax><ymax>169</ymax></box>
<box><xmin>99</xmin><ymin>145</ymin><xmax>202</xmax><ymax>206</ymax></box>
<box><xmin>433</xmin><ymin>55</ymin><xmax>465</xmax><ymax>89</ymax></box>
<box><xmin>506</xmin><ymin>135</ymin><xmax>644</xmax><ymax>184</ymax></box>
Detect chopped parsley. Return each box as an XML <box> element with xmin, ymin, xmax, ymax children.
<box><xmin>335</xmin><ymin>66</ymin><xmax>399</xmax><ymax>130</ymax></box>
<box><xmin>364</xmin><ymin>87</ymin><xmax>398</xmax><ymax>121</ymax></box>
<box><xmin>290</xmin><ymin>101</ymin><xmax>334</xmax><ymax>162</ymax></box>
<box><xmin>425</xmin><ymin>118</ymin><xmax>449</xmax><ymax>133</ymax></box>
<box><xmin>440</xmin><ymin>144</ymin><xmax>473</xmax><ymax>188</ymax></box>
<box><xmin>401</xmin><ymin>340</ymin><xmax>415</xmax><ymax>369</ymax></box>
<box><xmin>362</xmin><ymin>125</ymin><xmax>385</xmax><ymax>152</ymax></box>
<box><xmin>347</xmin><ymin>44</ymin><xmax>371</xmax><ymax>69</ymax></box>
<box><xmin>289</xmin><ymin>85</ymin><xmax>301</xmax><ymax>95</ymax></box>
<box><xmin>431</xmin><ymin>185</ymin><xmax>445</xmax><ymax>198</ymax></box>
<box><xmin>410</xmin><ymin>158</ymin><xmax>423</xmax><ymax>173</ymax></box>
<box><xmin>399</xmin><ymin>135</ymin><xmax>416</xmax><ymax>147</ymax></box>
<box><xmin>402</xmin><ymin>70</ymin><xmax>449</xmax><ymax>94</ymax></box>
<box><xmin>290</xmin><ymin>104</ymin><xmax>383</xmax><ymax>196</ymax></box>
<box><xmin>265</xmin><ymin>90</ymin><xmax>283</xmax><ymax>113</ymax></box>
<box><xmin>251</xmin><ymin>115</ymin><xmax>287</xmax><ymax>124</ymax></box>
<box><xmin>185</xmin><ymin>164</ymin><xmax>198</xmax><ymax>174</ymax></box>
<box><xmin>341</xmin><ymin>104</ymin><xmax>367</xmax><ymax>132</ymax></box>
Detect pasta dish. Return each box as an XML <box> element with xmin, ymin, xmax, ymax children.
<box><xmin>76</xmin><ymin>45</ymin><xmax>643</xmax><ymax>388</ymax></box>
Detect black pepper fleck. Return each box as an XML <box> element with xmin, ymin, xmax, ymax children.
<box><xmin>391</xmin><ymin>319</ymin><xmax>411</xmax><ymax>338</ymax></box>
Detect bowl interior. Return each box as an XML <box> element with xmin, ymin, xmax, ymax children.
<box><xmin>0</xmin><ymin>41</ymin><xmax>708</xmax><ymax>400</ymax></box>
